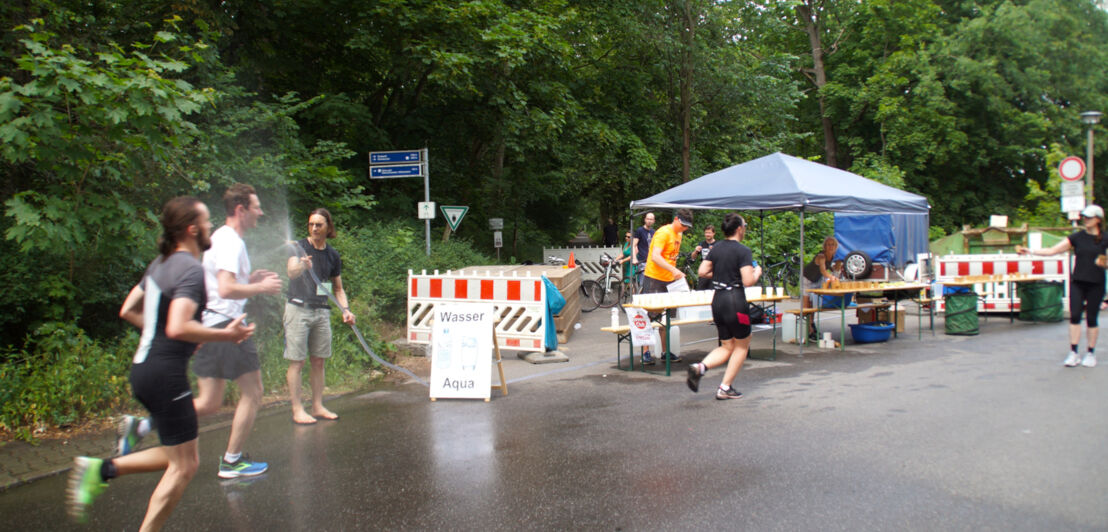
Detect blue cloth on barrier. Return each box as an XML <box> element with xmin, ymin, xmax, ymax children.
<box><xmin>943</xmin><ymin>285</ymin><xmax>970</xmax><ymax>295</ymax></box>
<box><xmin>543</xmin><ymin>276</ymin><xmax>565</xmax><ymax>351</ymax></box>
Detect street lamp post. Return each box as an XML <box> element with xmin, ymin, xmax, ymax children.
<box><xmin>1081</xmin><ymin>111</ymin><xmax>1102</xmax><ymax>204</ymax></box>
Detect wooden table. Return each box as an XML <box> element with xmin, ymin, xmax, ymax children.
<box><xmin>627</xmin><ymin>292</ymin><xmax>790</xmax><ymax>375</ymax></box>
<box><xmin>807</xmin><ymin>282</ymin><xmax>930</xmax><ymax>351</ymax></box>
<box><xmin>941</xmin><ymin>274</ymin><xmax>1051</xmax><ymax>324</ymax></box>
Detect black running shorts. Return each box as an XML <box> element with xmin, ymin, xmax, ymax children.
<box><xmin>130</xmin><ymin>358</ymin><xmax>197</xmax><ymax>446</ymax></box>
<box><xmin>711</xmin><ymin>288</ymin><xmax>752</xmax><ymax>341</ymax></box>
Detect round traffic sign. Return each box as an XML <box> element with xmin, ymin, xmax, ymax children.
<box><xmin>1059</xmin><ymin>156</ymin><xmax>1086</xmax><ymax>181</ymax></box>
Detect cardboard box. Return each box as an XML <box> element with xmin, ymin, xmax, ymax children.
<box><xmin>876</xmin><ymin>309</ymin><xmax>905</xmax><ymax>332</ymax></box>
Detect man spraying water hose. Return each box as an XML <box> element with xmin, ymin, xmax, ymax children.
<box><xmin>285</xmin><ymin>208</ymin><xmax>355</xmax><ymax>424</ymax></box>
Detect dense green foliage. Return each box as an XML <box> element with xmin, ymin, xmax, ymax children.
<box><xmin>2</xmin><ymin>0</ymin><xmax>1107</xmax><ymax>438</ymax></box>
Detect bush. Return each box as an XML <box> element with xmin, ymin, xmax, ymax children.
<box><xmin>0</xmin><ymin>323</ymin><xmax>134</xmax><ymax>441</ymax></box>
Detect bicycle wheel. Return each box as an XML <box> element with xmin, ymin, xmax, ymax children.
<box><xmin>596</xmin><ymin>275</ymin><xmax>622</xmax><ymax>308</ymax></box>
<box><xmin>580</xmin><ymin>279</ymin><xmax>600</xmax><ymax>313</ymax></box>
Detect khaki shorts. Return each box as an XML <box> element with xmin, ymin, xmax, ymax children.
<box><xmin>283</xmin><ymin>302</ymin><xmax>333</xmax><ymax>361</ymax></box>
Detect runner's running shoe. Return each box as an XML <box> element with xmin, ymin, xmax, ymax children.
<box><xmin>67</xmin><ymin>457</ymin><xmax>107</xmax><ymax>523</ymax></box>
<box><xmin>218</xmin><ymin>454</ymin><xmax>269</xmax><ymax>479</ymax></box>
<box><xmin>1082</xmin><ymin>354</ymin><xmax>1097</xmax><ymax>368</ymax></box>
<box><xmin>642</xmin><ymin>351</ymin><xmax>655</xmax><ymax>366</ymax></box>
<box><xmin>1063</xmin><ymin>352</ymin><xmax>1081</xmax><ymax>367</ymax></box>
<box><xmin>115</xmin><ymin>415</ymin><xmax>144</xmax><ymax>456</ymax></box>
<box><xmin>715</xmin><ymin>386</ymin><xmax>743</xmax><ymax>400</ymax></box>
<box><xmin>686</xmin><ymin>364</ymin><xmax>702</xmax><ymax>393</ymax></box>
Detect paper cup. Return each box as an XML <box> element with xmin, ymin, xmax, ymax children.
<box><xmin>776</xmin><ymin>287</ymin><xmax>785</xmax><ymax>297</ymax></box>
<box><xmin>746</xmin><ymin>287</ymin><xmax>762</xmax><ymax>299</ymax></box>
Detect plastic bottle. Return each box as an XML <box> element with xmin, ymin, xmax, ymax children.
<box><xmin>611</xmin><ymin>307</ymin><xmax>619</xmax><ymax>328</ymax></box>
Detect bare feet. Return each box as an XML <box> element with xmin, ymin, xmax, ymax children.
<box><xmin>292</xmin><ymin>410</ymin><xmax>317</xmax><ymax>425</ymax></box>
<box><xmin>312</xmin><ymin>407</ymin><xmax>338</xmax><ymax>421</ymax></box>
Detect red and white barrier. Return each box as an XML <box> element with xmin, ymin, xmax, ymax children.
<box><xmin>933</xmin><ymin>253</ymin><xmax>1070</xmax><ymax>312</ymax></box>
<box><xmin>407</xmin><ymin>269</ymin><xmax>547</xmax><ymax>352</ymax></box>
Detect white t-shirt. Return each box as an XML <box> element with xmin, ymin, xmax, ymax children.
<box><xmin>201</xmin><ymin>225</ymin><xmax>251</xmax><ymax>326</ymax></box>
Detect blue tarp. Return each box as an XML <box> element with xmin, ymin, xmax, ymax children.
<box><xmin>630</xmin><ymin>152</ymin><xmax>930</xmax><ymax>214</ymax></box>
<box><xmin>833</xmin><ymin>213</ymin><xmax>930</xmax><ymax>269</ymax></box>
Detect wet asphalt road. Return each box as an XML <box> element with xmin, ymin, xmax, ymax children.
<box><xmin>2</xmin><ymin>310</ymin><xmax>1107</xmax><ymax>531</ymax></box>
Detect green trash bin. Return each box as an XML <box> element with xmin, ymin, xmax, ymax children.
<box><xmin>945</xmin><ymin>292</ymin><xmax>979</xmax><ymax>335</ymax></box>
<box><xmin>1017</xmin><ymin>281</ymin><xmax>1064</xmax><ymax>322</ymax></box>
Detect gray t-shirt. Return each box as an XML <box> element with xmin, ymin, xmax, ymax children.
<box><xmin>133</xmin><ymin>251</ymin><xmax>207</xmax><ymax>365</ymax></box>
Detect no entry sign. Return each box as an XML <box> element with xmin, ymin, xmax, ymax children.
<box><xmin>1059</xmin><ymin>156</ymin><xmax>1086</xmax><ymax>181</ymax></box>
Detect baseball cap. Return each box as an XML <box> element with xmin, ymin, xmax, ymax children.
<box><xmin>676</xmin><ymin>214</ymin><xmax>693</xmax><ymax>228</ymax></box>
<box><xmin>1081</xmin><ymin>205</ymin><xmax>1104</xmax><ymax>219</ymax></box>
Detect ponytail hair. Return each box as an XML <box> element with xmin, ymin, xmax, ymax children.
<box><xmin>158</xmin><ymin>196</ymin><xmax>203</xmax><ymax>258</ymax></box>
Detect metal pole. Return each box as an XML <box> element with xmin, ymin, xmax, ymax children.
<box><xmin>1088</xmin><ymin>126</ymin><xmax>1096</xmax><ymax>204</ymax></box>
<box><xmin>424</xmin><ymin>148</ymin><xmax>431</xmax><ymax>256</ymax></box>
<box><xmin>799</xmin><ymin>209</ymin><xmax>805</xmax><ymax>357</ymax></box>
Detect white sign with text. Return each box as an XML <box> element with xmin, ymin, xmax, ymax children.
<box><xmin>430</xmin><ymin>303</ymin><xmax>493</xmax><ymax>400</ymax></box>
<box><xmin>625</xmin><ymin>307</ymin><xmax>659</xmax><ymax>348</ymax></box>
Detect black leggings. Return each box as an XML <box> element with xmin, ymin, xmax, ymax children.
<box><xmin>1069</xmin><ymin>280</ymin><xmax>1105</xmax><ymax>327</ymax></box>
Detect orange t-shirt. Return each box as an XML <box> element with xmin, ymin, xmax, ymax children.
<box><xmin>644</xmin><ymin>223</ymin><xmax>682</xmax><ymax>282</ymax></box>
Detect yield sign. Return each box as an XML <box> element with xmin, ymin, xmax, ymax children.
<box><xmin>440</xmin><ymin>205</ymin><xmax>468</xmax><ymax>231</ymax></box>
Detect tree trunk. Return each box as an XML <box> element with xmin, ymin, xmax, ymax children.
<box><xmin>679</xmin><ymin>0</ymin><xmax>695</xmax><ymax>181</ymax></box>
<box><xmin>797</xmin><ymin>1</ymin><xmax>840</xmax><ymax>168</ymax></box>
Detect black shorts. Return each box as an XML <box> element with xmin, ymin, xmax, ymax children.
<box><xmin>642</xmin><ymin>276</ymin><xmax>677</xmax><ymax>319</ymax></box>
<box><xmin>191</xmin><ymin>319</ymin><xmax>260</xmax><ymax>380</ymax></box>
<box><xmin>130</xmin><ymin>357</ymin><xmax>197</xmax><ymax>446</ymax></box>
<box><xmin>711</xmin><ymin>288</ymin><xmax>752</xmax><ymax>341</ymax></box>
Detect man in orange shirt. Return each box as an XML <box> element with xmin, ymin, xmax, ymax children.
<box><xmin>641</xmin><ymin>209</ymin><xmax>694</xmax><ymax>365</ymax></box>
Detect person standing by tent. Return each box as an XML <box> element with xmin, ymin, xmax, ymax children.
<box><xmin>686</xmin><ymin>213</ymin><xmax>761</xmax><ymax>399</ymax></box>
<box><xmin>67</xmin><ymin>197</ymin><xmax>255</xmax><ymax>529</ymax></box>
<box><xmin>631</xmin><ymin>212</ymin><xmax>655</xmax><ymax>287</ymax></box>
<box><xmin>693</xmin><ymin>225</ymin><xmax>718</xmax><ymax>290</ymax></box>
<box><xmin>1017</xmin><ymin>205</ymin><xmax>1108</xmax><ymax>367</ymax></box>
<box><xmin>642</xmin><ymin>209</ymin><xmax>694</xmax><ymax>365</ymax></box>
<box><xmin>801</xmin><ymin>236</ymin><xmax>839</xmax><ymax>342</ymax></box>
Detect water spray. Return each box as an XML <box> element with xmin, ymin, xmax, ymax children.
<box><xmin>285</xmin><ymin>240</ymin><xmax>429</xmax><ymax>386</ymax></box>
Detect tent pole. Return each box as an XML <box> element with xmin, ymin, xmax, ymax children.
<box><xmin>759</xmin><ymin>210</ymin><xmax>765</xmax><ymax>287</ymax></box>
<box><xmin>799</xmin><ymin>210</ymin><xmax>805</xmax><ymax>357</ymax></box>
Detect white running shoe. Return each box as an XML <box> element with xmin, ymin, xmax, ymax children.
<box><xmin>1082</xmin><ymin>354</ymin><xmax>1097</xmax><ymax>368</ymax></box>
<box><xmin>1063</xmin><ymin>352</ymin><xmax>1080</xmax><ymax>367</ymax></box>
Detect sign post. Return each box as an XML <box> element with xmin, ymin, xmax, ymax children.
<box><xmin>1060</xmin><ymin>156</ymin><xmax>1087</xmax><ymax>220</ymax></box>
<box><xmin>369</xmin><ymin>148</ymin><xmax>431</xmax><ymax>255</ymax></box>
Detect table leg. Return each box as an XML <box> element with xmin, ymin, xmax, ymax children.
<box><xmin>894</xmin><ymin>298</ymin><xmax>899</xmax><ymax>339</ymax></box>
<box><xmin>839</xmin><ymin>297</ymin><xmax>846</xmax><ymax>351</ymax></box>
<box><xmin>664</xmin><ymin>311</ymin><xmax>672</xmax><ymax>377</ymax></box>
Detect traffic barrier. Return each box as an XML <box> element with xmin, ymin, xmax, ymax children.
<box><xmin>544</xmin><ymin>246</ymin><xmax>622</xmax><ymax>276</ymax></box>
<box><xmin>408</xmin><ymin>269</ymin><xmax>547</xmax><ymax>353</ymax></box>
<box><xmin>933</xmin><ymin>253</ymin><xmax>1069</xmax><ymax>313</ymax></box>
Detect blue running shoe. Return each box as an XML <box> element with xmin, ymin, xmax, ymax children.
<box><xmin>67</xmin><ymin>457</ymin><xmax>107</xmax><ymax>523</ymax></box>
<box><xmin>218</xmin><ymin>454</ymin><xmax>268</xmax><ymax>479</ymax></box>
<box><xmin>642</xmin><ymin>350</ymin><xmax>655</xmax><ymax>366</ymax></box>
<box><xmin>115</xmin><ymin>415</ymin><xmax>144</xmax><ymax>456</ymax></box>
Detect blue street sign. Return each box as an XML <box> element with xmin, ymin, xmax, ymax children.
<box><xmin>370</xmin><ymin>150</ymin><xmax>422</xmax><ymax>164</ymax></box>
<box><xmin>370</xmin><ymin>163</ymin><xmax>424</xmax><ymax>179</ymax></box>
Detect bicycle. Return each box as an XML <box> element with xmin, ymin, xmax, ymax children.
<box><xmin>580</xmin><ymin>252</ymin><xmax>628</xmax><ymax>312</ymax></box>
<box><xmin>676</xmin><ymin>251</ymin><xmax>700</xmax><ymax>290</ymax></box>
<box><xmin>762</xmin><ymin>252</ymin><xmax>800</xmax><ymax>296</ymax></box>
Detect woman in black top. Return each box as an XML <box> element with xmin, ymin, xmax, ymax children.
<box><xmin>1017</xmin><ymin>204</ymin><xmax>1108</xmax><ymax>367</ymax></box>
<box><xmin>687</xmin><ymin>213</ymin><xmax>762</xmax><ymax>400</ymax></box>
